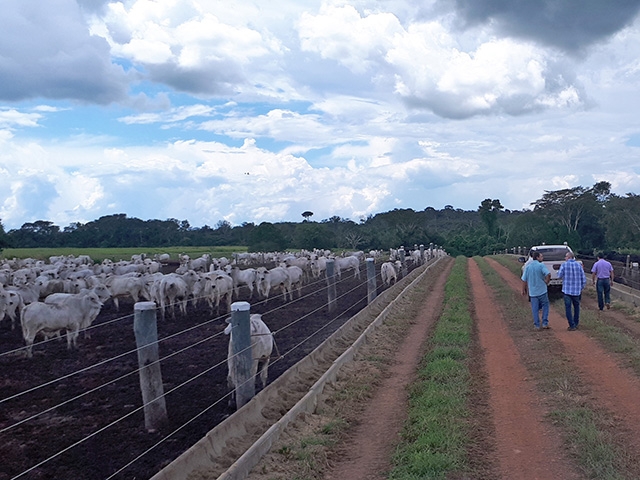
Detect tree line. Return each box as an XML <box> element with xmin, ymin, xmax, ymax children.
<box><xmin>1</xmin><ymin>181</ymin><xmax>639</xmax><ymax>258</ymax></box>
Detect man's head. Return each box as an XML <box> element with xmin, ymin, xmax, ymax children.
<box><xmin>565</xmin><ymin>251</ymin><xmax>575</xmax><ymax>260</ymax></box>
<box><xmin>532</xmin><ymin>251</ymin><xmax>543</xmax><ymax>261</ymax></box>
<box><xmin>597</xmin><ymin>252</ymin><xmax>604</xmax><ymax>259</ymax></box>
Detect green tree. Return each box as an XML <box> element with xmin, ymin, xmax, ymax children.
<box><xmin>248</xmin><ymin>222</ymin><xmax>288</xmax><ymax>252</ymax></box>
<box><xmin>0</xmin><ymin>219</ymin><xmax>10</xmax><ymax>252</ymax></box>
<box><xmin>478</xmin><ymin>198</ymin><xmax>504</xmax><ymax>237</ymax></box>
<box><xmin>603</xmin><ymin>193</ymin><xmax>640</xmax><ymax>249</ymax></box>
<box><xmin>294</xmin><ymin>222</ymin><xmax>333</xmax><ymax>250</ymax></box>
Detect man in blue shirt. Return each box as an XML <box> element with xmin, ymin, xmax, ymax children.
<box><xmin>521</xmin><ymin>251</ymin><xmax>551</xmax><ymax>330</ymax></box>
<box><xmin>557</xmin><ymin>251</ymin><xmax>587</xmax><ymax>330</ymax></box>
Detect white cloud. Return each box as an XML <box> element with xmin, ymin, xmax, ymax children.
<box><xmin>2</xmin><ymin>0</ymin><xmax>640</xmax><ymax>233</ymax></box>
<box><xmin>0</xmin><ymin>109</ymin><xmax>42</xmax><ymax>128</ymax></box>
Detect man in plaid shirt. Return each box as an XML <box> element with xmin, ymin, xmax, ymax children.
<box><xmin>557</xmin><ymin>251</ymin><xmax>587</xmax><ymax>331</ymax></box>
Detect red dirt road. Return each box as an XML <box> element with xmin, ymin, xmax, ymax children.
<box><xmin>486</xmin><ymin>257</ymin><xmax>640</xmax><ymax>458</ymax></box>
<box><xmin>469</xmin><ymin>259</ymin><xmax>580</xmax><ymax>479</ymax></box>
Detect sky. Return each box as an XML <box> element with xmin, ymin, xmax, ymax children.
<box><xmin>1</xmin><ymin>0</ymin><xmax>640</xmax><ymax>231</ymax></box>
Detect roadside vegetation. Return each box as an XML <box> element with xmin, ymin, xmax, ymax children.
<box><xmin>389</xmin><ymin>255</ymin><xmax>475</xmax><ymax>479</ymax></box>
<box><xmin>477</xmin><ymin>255</ymin><xmax>637</xmax><ymax>479</ymax></box>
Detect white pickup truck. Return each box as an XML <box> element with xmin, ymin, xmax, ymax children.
<box><xmin>519</xmin><ymin>244</ymin><xmax>581</xmax><ymax>287</ymax></box>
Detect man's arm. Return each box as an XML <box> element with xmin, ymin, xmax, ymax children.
<box><xmin>545</xmin><ymin>273</ymin><xmax>551</xmax><ymax>285</ymax></box>
<box><xmin>522</xmin><ymin>280</ymin><xmax>528</xmax><ymax>296</ymax></box>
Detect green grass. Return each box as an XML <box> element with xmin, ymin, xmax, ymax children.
<box><xmin>0</xmin><ymin>245</ymin><xmax>247</xmax><ymax>263</ymax></box>
<box><xmin>389</xmin><ymin>256</ymin><xmax>472</xmax><ymax>479</ymax></box>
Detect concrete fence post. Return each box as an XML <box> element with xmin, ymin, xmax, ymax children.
<box><xmin>366</xmin><ymin>258</ymin><xmax>376</xmax><ymax>304</ymax></box>
<box><xmin>399</xmin><ymin>247</ymin><xmax>407</xmax><ymax>278</ymax></box>
<box><xmin>326</xmin><ymin>259</ymin><xmax>336</xmax><ymax>313</ymax></box>
<box><xmin>229</xmin><ymin>301</ymin><xmax>254</xmax><ymax>409</ymax></box>
<box><xmin>419</xmin><ymin>244</ymin><xmax>425</xmax><ymax>264</ymax></box>
<box><xmin>133</xmin><ymin>301</ymin><xmax>167</xmax><ymax>432</ymax></box>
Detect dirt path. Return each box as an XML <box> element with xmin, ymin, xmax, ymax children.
<box><xmin>468</xmin><ymin>259</ymin><xmax>580</xmax><ymax>479</ymax></box>
<box><xmin>468</xmin><ymin>260</ymin><xmax>580</xmax><ymax>479</ymax></box>
<box><xmin>486</xmin><ymin>257</ymin><xmax>640</xmax><ymax>456</ymax></box>
<box><xmin>322</xmin><ymin>258</ymin><xmax>454</xmax><ymax>480</ymax></box>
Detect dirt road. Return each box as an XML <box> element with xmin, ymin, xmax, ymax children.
<box><xmin>247</xmin><ymin>256</ymin><xmax>640</xmax><ymax>479</ymax></box>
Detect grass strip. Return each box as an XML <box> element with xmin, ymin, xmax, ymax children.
<box><xmin>389</xmin><ymin>256</ymin><xmax>472</xmax><ymax>479</ymax></box>
<box><xmin>477</xmin><ymin>255</ymin><xmax>634</xmax><ymax>479</ymax></box>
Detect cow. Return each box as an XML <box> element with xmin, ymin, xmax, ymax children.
<box><xmin>45</xmin><ymin>285</ymin><xmax>112</xmax><ymax>338</ymax></box>
<box><xmin>310</xmin><ymin>255</ymin><xmax>327</xmax><ymax>279</ymax></box>
<box><xmin>224</xmin><ymin>313</ymin><xmax>273</xmax><ymax>408</ymax></box>
<box><xmin>282</xmin><ymin>265</ymin><xmax>304</xmax><ymax>300</ymax></box>
<box><xmin>225</xmin><ymin>266</ymin><xmax>258</xmax><ymax>299</ymax></box>
<box><xmin>381</xmin><ymin>261</ymin><xmax>398</xmax><ymax>287</ymax></box>
<box><xmin>150</xmin><ymin>273</ymin><xmax>189</xmax><ymax>320</ymax></box>
<box><xmin>104</xmin><ymin>275</ymin><xmax>151</xmax><ymax>311</ymax></box>
<box><xmin>255</xmin><ymin>266</ymin><xmax>291</xmax><ymax>302</ymax></box>
<box><xmin>1</xmin><ymin>287</ymin><xmax>24</xmax><ymax>330</ymax></box>
<box><xmin>335</xmin><ymin>255</ymin><xmax>361</xmax><ymax>280</ymax></box>
<box><xmin>21</xmin><ymin>291</ymin><xmax>103</xmax><ymax>358</ymax></box>
<box><xmin>209</xmin><ymin>273</ymin><xmax>234</xmax><ymax>314</ymax></box>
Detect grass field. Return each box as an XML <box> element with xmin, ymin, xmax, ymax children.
<box><xmin>0</xmin><ymin>246</ymin><xmax>247</xmax><ymax>264</ymax></box>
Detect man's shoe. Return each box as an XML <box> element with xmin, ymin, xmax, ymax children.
<box><xmin>534</xmin><ymin>326</ymin><xmax>541</xmax><ymax>331</ymax></box>
<box><xmin>542</xmin><ymin>325</ymin><xmax>550</xmax><ymax>329</ymax></box>
<box><xmin>606</xmin><ymin>303</ymin><xmax>611</xmax><ymax>310</ymax></box>
<box><xmin>567</xmin><ymin>326</ymin><xmax>577</xmax><ymax>331</ymax></box>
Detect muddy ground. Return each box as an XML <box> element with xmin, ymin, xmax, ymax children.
<box><xmin>0</xmin><ymin>262</ymin><xmax>411</xmax><ymax>480</ymax></box>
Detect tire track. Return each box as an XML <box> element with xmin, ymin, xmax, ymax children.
<box><xmin>468</xmin><ymin>258</ymin><xmax>580</xmax><ymax>479</ymax></box>
<box><xmin>486</xmin><ymin>257</ymin><xmax>640</xmax><ymax>460</ymax></box>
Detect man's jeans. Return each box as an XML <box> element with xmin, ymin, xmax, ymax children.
<box><xmin>596</xmin><ymin>278</ymin><xmax>611</xmax><ymax>310</ymax></box>
<box><xmin>530</xmin><ymin>293</ymin><xmax>549</xmax><ymax>328</ymax></box>
<box><xmin>563</xmin><ymin>293</ymin><xmax>581</xmax><ymax>328</ymax></box>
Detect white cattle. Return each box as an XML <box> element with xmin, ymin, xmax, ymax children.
<box><xmin>44</xmin><ymin>286</ymin><xmax>111</xmax><ymax>338</ymax></box>
<box><xmin>224</xmin><ymin>313</ymin><xmax>274</xmax><ymax>408</ymax></box>
<box><xmin>209</xmin><ymin>273</ymin><xmax>234</xmax><ymax>314</ymax></box>
<box><xmin>255</xmin><ymin>266</ymin><xmax>291</xmax><ymax>302</ymax></box>
<box><xmin>144</xmin><ymin>260</ymin><xmax>161</xmax><ymax>274</ymax></box>
<box><xmin>381</xmin><ymin>261</ymin><xmax>398</xmax><ymax>287</ymax></box>
<box><xmin>131</xmin><ymin>253</ymin><xmax>146</xmax><ymax>263</ymax></box>
<box><xmin>153</xmin><ymin>253</ymin><xmax>171</xmax><ymax>263</ymax></box>
<box><xmin>283</xmin><ymin>256</ymin><xmax>310</xmax><ymax>282</ymax></box>
<box><xmin>335</xmin><ymin>255</ymin><xmax>361</xmax><ymax>280</ymax></box>
<box><xmin>1</xmin><ymin>287</ymin><xmax>24</xmax><ymax>330</ymax></box>
<box><xmin>34</xmin><ymin>276</ymin><xmax>68</xmax><ymax>300</ymax></box>
<box><xmin>104</xmin><ymin>275</ymin><xmax>150</xmax><ymax>311</ymax></box>
<box><xmin>225</xmin><ymin>266</ymin><xmax>258</xmax><ymax>299</ymax></box>
<box><xmin>283</xmin><ymin>265</ymin><xmax>304</xmax><ymax>300</ymax></box>
<box><xmin>187</xmin><ymin>255</ymin><xmax>209</xmax><ymax>272</ymax></box>
<box><xmin>151</xmin><ymin>274</ymin><xmax>189</xmax><ymax>320</ymax></box>
<box><xmin>5</xmin><ymin>284</ymin><xmax>39</xmax><ymax>306</ymax></box>
<box><xmin>409</xmin><ymin>249</ymin><xmax>423</xmax><ymax>266</ymax></box>
<box><xmin>310</xmin><ymin>256</ymin><xmax>327</xmax><ymax>278</ymax></box>
<box><xmin>21</xmin><ymin>291</ymin><xmax>103</xmax><ymax>358</ymax></box>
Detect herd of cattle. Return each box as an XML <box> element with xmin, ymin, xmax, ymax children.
<box><xmin>0</xmin><ymin>246</ymin><xmax>441</xmax><ymax>359</ymax></box>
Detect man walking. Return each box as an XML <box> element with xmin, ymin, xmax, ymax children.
<box><xmin>591</xmin><ymin>253</ymin><xmax>615</xmax><ymax>310</ymax></box>
<box><xmin>557</xmin><ymin>251</ymin><xmax>587</xmax><ymax>330</ymax></box>
<box><xmin>521</xmin><ymin>251</ymin><xmax>551</xmax><ymax>330</ymax></box>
